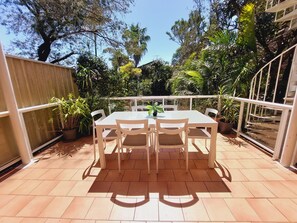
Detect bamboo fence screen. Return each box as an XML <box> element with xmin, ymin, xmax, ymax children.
<box><xmin>0</xmin><ymin>55</ymin><xmax>78</xmax><ymax>168</ymax></box>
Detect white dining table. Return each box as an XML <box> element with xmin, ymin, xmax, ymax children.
<box><xmin>95</xmin><ymin>110</ymin><xmax>218</xmax><ymax>169</ymax></box>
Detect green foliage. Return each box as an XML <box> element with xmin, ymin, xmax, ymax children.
<box><xmin>167</xmin><ymin>9</ymin><xmax>206</xmax><ymax>64</ymax></box>
<box><xmin>145</xmin><ymin>102</ymin><xmax>164</xmax><ymax>116</ymax></box>
<box><xmin>0</xmin><ymin>0</ymin><xmax>133</xmax><ymax>63</ymax></box>
<box><xmin>119</xmin><ymin>62</ymin><xmax>142</xmax><ymax>79</ymax></box>
<box><xmin>76</xmin><ymin>54</ymin><xmax>108</xmax><ymax>108</ymax></box>
<box><xmin>170</xmin><ymin>53</ymin><xmax>204</xmax><ymax>95</ymax></box>
<box><xmin>122</xmin><ymin>24</ymin><xmax>151</xmax><ymax>67</ymax></box>
<box><xmin>238</xmin><ymin>3</ymin><xmax>256</xmax><ymax>51</ymax></box>
<box><xmin>103</xmin><ymin>48</ymin><xmax>129</xmax><ymax>69</ymax></box>
<box><xmin>221</xmin><ymin>96</ymin><xmax>239</xmax><ymax>124</ymax></box>
<box><xmin>75</xmin><ymin>54</ymin><xmax>126</xmax><ymax>112</ymax></box>
<box><xmin>50</xmin><ymin>94</ymin><xmax>91</xmax><ymax>134</ymax></box>
<box><xmin>118</xmin><ymin>61</ymin><xmax>142</xmax><ymax>95</ymax></box>
<box><xmin>140</xmin><ymin>60</ymin><xmax>173</xmax><ymax>95</ymax></box>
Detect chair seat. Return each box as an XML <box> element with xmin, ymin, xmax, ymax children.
<box><xmin>188</xmin><ymin>128</ymin><xmax>211</xmax><ymax>138</ymax></box>
<box><xmin>123</xmin><ymin>134</ymin><xmax>147</xmax><ymax>147</ymax></box>
<box><xmin>102</xmin><ymin>129</ymin><xmax>117</xmax><ymax>139</ymax></box>
<box><xmin>158</xmin><ymin>134</ymin><xmax>183</xmax><ymax>146</ymax></box>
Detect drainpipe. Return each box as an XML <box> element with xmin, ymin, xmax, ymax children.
<box><xmin>280</xmin><ymin>91</ymin><xmax>297</xmax><ymax>167</ymax></box>
<box><xmin>0</xmin><ymin>43</ymin><xmax>33</xmax><ymax>164</ymax></box>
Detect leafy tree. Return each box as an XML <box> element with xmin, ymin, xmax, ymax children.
<box><xmin>122</xmin><ymin>24</ymin><xmax>151</xmax><ymax>67</ymax></box>
<box><xmin>103</xmin><ymin>47</ymin><xmax>129</xmax><ymax>70</ymax></box>
<box><xmin>170</xmin><ymin>53</ymin><xmax>204</xmax><ymax>95</ymax></box>
<box><xmin>119</xmin><ymin>61</ymin><xmax>142</xmax><ymax>95</ymax></box>
<box><xmin>140</xmin><ymin>60</ymin><xmax>173</xmax><ymax>95</ymax></box>
<box><xmin>119</xmin><ymin>61</ymin><xmax>142</xmax><ymax>79</ymax></box>
<box><xmin>75</xmin><ymin>54</ymin><xmax>114</xmax><ymax>110</ymax></box>
<box><xmin>0</xmin><ymin>0</ymin><xmax>133</xmax><ymax>63</ymax></box>
<box><xmin>200</xmin><ymin>30</ymin><xmax>256</xmax><ymax>96</ymax></box>
<box><xmin>167</xmin><ymin>9</ymin><xmax>206</xmax><ymax>64</ymax></box>
<box><xmin>237</xmin><ymin>3</ymin><xmax>256</xmax><ymax>51</ymax></box>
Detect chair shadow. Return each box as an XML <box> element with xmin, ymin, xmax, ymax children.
<box><xmin>84</xmin><ymin>148</ymin><xmax>232</xmax><ymax>208</ymax></box>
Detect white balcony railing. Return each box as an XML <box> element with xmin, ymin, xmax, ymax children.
<box><xmin>106</xmin><ymin>95</ymin><xmax>295</xmax><ymax>165</ymax></box>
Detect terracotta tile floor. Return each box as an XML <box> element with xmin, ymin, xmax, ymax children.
<box><xmin>1</xmin><ymin>134</ymin><xmax>297</xmax><ymax>223</ymax></box>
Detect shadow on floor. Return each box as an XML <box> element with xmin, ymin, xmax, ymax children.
<box><xmin>83</xmin><ymin>147</ymin><xmax>232</xmax><ymax>208</ymax></box>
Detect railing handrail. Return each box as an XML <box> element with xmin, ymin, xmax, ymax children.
<box><xmin>106</xmin><ymin>95</ymin><xmax>218</xmax><ymax>101</ymax></box>
<box><xmin>231</xmin><ymin>96</ymin><xmax>293</xmax><ymax>110</ymax></box>
<box><xmin>0</xmin><ymin>95</ymin><xmax>291</xmax><ymax>115</ymax></box>
<box><xmin>18</xmin><ymin>103</ymin><xmax>58</xmax><ymax>114</ymax></box>
<box><xmin>0</xmin><ymin>111</ymin><xmax>9</xmax><ymax>118</ymax></box>
<box><xmin>106</xmin><ymin>94</ymin><xmax>292</xmax><ymax>111</ymax></box>
<box><xmin>251</xmin><ymin>43</ymin><xmax>297</xmax><ymax>82</ymax></box>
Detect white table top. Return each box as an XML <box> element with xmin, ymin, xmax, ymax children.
<box><xmin>95</xmin><ymin>110</ymin><xmax>217</xmax><ymax>128</ymax></box>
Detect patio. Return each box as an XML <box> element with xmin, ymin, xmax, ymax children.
<box><xmin>0</xmin><ymin>134</ymin><xmax>297</xmax><ymax>223</ymax></box>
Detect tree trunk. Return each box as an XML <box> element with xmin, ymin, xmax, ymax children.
<box><xmin>38</xmin><ymin>41</ymin><xmax>51</xmax><ymax>61</ymax></box>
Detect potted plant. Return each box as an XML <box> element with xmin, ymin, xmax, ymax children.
<box><xmin>50</xmin><ymin>93</ymin><xmax>91</xmax><ymax>141</ymax></box>
<box><xmin>218</xmin><ymin>96</ymin><xmax>239</xmax><ymax>134</ymax></box>
<box><xmin>146</xmin><ymin>102</ymin><xmax>164</xmax><ymax>117</ymax></box>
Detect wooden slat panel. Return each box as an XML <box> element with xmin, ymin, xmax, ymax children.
<box><xmin>0</xmin><ymin>55</ymin><xmax>79</xmax><ymax>168</ymax></box>
<box><xmin>23</xmin><ymin>107</ymin><xmax>61</xmax><ymax>151</ymax></box>
<box><xmin>6</xmin><ymin>56</ymin><xmax>78</xmax><ymax>108</ymax></box>
<box><xmin>0</xmin><ymin>82</ymin><xmax>7</xmax><ymax>112</ymax></box>
<box><xmin>0</xmin><ymin>117</ymin><xmax>19</xmax><ymax>165</ymax></box>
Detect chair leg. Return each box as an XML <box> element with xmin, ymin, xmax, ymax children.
<box><xmin>93</xmin><ymin>133</ymin><xmax>96</xmax><ymax>160</ymax></box>
<box><xmin>156</xmin><ymin>146</ymin><xmax>159</xmax><ymax>174</ymax></box>
<box><xmin>150</xmin><ymin>134</ymin><xmax>153</xmax><ymax>153</ymax></box>
<box><xmin>185</xmin><ymin>146</ymin><xmax>188</xmax><ymax>172</ymax></box>
<box><xmin>117</xmin><ymin>142</ymin><xmax>121</xmax><ymax>173</ymax></box>
<box><xmin>147</xmin><ymin>148</ymin><xmax>150</xmax><ymax>174</ymax></box>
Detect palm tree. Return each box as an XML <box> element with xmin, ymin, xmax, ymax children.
<box><xmin>103</xmin><ymin>47</ymin><xmax>129</xmax><ymax>69</ymax></box>
<box><xmin>122</xmin><ymin>24</ymin><xmax>151</xmax><ymax>67</ymax></box>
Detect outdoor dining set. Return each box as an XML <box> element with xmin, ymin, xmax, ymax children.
<box><xmin>91</xmin><ymin>106</ymin><xmax>218</xmax><ymax>174</ymax></box>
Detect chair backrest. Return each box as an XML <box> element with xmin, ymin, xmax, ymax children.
<box><xmin>162</xmin><ymin>105</ymin><xmax>178</xmax><ymax>111</ymax></box>
<box><xmin>91</xmin><ymin>109</ymin><xmax>106</xmax><ymax>124</ymax></box>
<box><xmin>116</xmin><ymin>119</ymin><xmax>149</xmax><ymax>136</ymax></box>
<box><xmin>205</xmin><ymin>108</ymin><xmax>218</xmax><ymax>118</ymax></box>
<box><xmin>156</xmin><ymin>118</ymin><xmax>188</xmax><ymax>136</ymax></box>
<box><xmin>131</xmin><ymin>105</ymin><xmax>149</xmax><ymax>112</ymax></box>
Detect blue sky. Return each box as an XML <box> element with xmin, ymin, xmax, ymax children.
<box><xmin>122</xmin><ymin>0</ymin><xmax>196</xmax><ymax>65</ymax></box>
<box><xmin>0</xmin><ymin>0</ymin><xmax>196</xmax><ymax>65</ymax></box>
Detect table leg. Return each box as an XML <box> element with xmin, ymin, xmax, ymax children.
<box><xmin>209</xmin><ymin>123</ymin><xmax>218</xmax><ymax>168</ymax></box>
<box><xmin>96</xmin><ymin>126</ymin><xmax>106</xmax><ymax>169</ymax></box>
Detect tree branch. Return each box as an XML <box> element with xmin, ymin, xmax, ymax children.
<box><xmin>50</xmin><ymin>51</ymin><xmax>76</xmax><ymax>64</ymax></box>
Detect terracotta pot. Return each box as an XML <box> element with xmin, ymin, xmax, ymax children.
<box><xmin>218</xmin><ymin>121</ymin><xmax>233</xmax><ymax>134</ymax></box>
<box><xmin>62</xmin><ymin>128</ymin><xmax>77</xmax><ymax>141</ymax></box>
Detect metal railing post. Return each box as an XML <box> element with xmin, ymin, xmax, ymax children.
<box><xmin>190</xmin><ymin>97</ymin><xmax>193</xmax><ymax>110</ymax></box>
<box><xmin>217</xmin><ymin>95</ymin><xmax>222</xmax><ymax>115</ymax></box>
<box><xmin>237</xmin><ymin>101</ymin><xmax>245</xmax><ymax>137</ymax></box>
<box><xmin>280</xmin><ymin>92</ymin><xmax>297</xmax><ymax>165</ymax></box>
<box><xmin>108</xmin><ymin>99</ymin><xmax>111</xmax><ymax>114</ymax></box>
<box><xmin>0</xmin><ymin>43</ymin><xmax>33</xmax><ymax>165</ymax></box>
<box><xmin>273</xmin><ymin>108</ymin><xmax>290</xmax><ymax>160</ymax></box>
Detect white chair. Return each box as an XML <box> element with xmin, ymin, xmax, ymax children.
<box><xmin>162</xmin><ymin>105</ymin><xmax>178</xmax><ymax>111</ymax></box>
<box><xmin>116</xmin><ymin>119</ymin><xmax>151</xmax><ymax>173</ymax></box>
<box><xmin>188</xmin><ymin>108</ymin><xmax>218</xmax><ymax>148</ymax></box>
<box><xmin>91</xmin><ymin>110</ymin><xmax>117</xmax><ymax>159</ymax></box>
<box><xmin>155</xmin><ymin>118</ymin><xmax>189</xmax><ymax>173</ymax></box>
